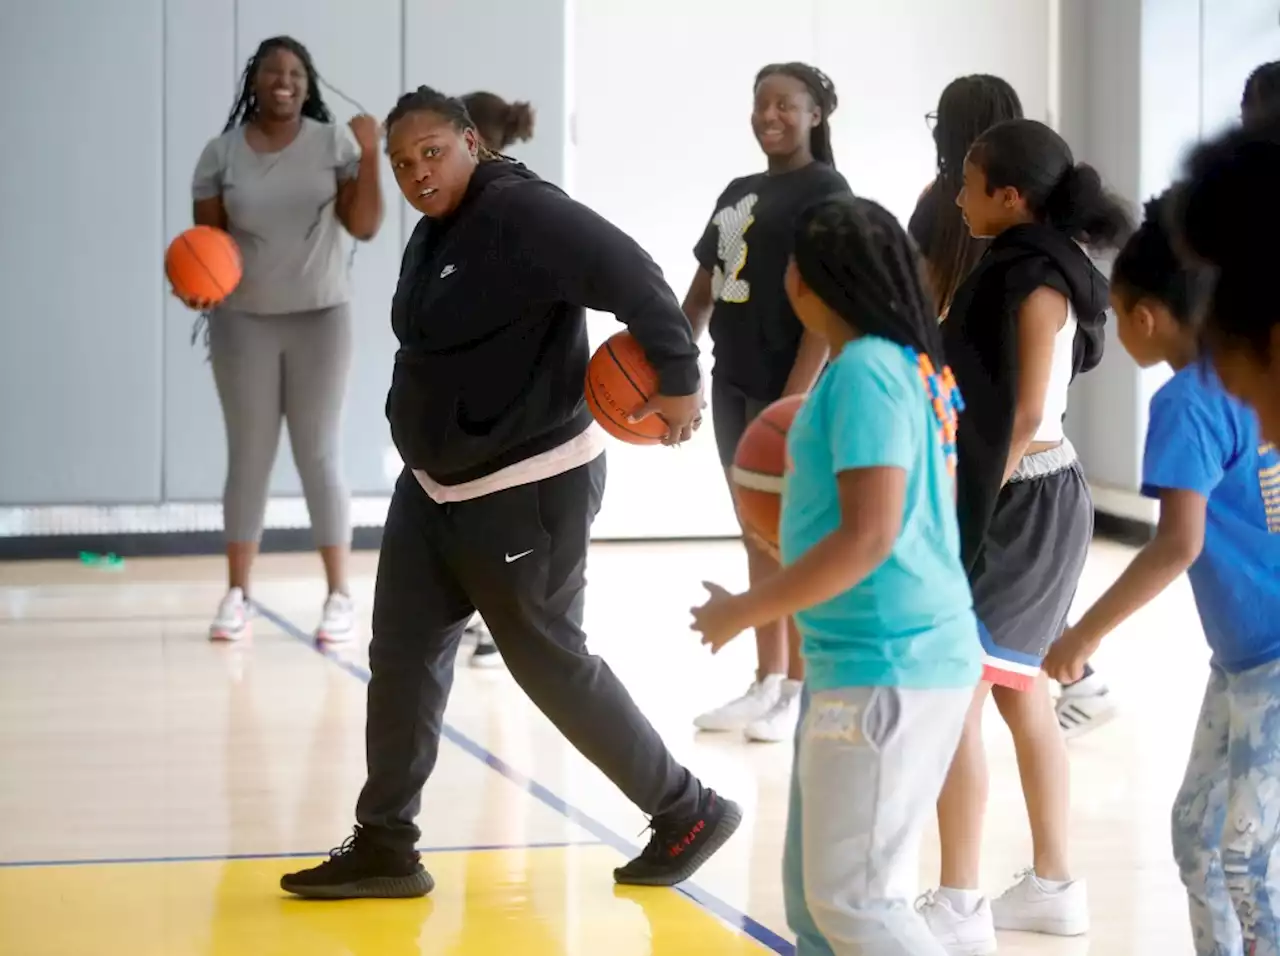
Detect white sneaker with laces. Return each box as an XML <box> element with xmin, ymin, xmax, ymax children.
<box><xmin>916</xmin><ymin>890</ymin><xmax>998</xmax><ymax>956</ymax></box>
<box><xmin>693</xmin><ymin>674</ymin><xmax>783</xmax><ymax>732</ymax></box>
<box><xmin>209</xmin><ymin>587</ymin><xmax>250</xmax><ymax>642</ymax></box>
<box><xmin>991</xmin><ymin>868</ymin><xmax>1089</xmax><ymax>936</ymax></box>
<box><xmin>315</xmin><ymin>592</ymin><xmax>356</xmax><ymax>644</ymax></box>
<box><xmin>744</xmin><ymin>678</ymin><xmax>803</xmax><ymax>742</ymax></box>
<box><xmin>1055</xmin><ymin>673</ymin><xmax>1116</xmax><ymax>739</ymax></box>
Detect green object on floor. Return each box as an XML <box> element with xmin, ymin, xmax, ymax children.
<box><xmin>79</xmin><ymin>552</ymin><xmax>125</xmax><ymax>570</ymax></box>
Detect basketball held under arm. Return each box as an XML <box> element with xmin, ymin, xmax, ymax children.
<box><xmin>1003</xmin><ymin>285</ymin><xmax>1068</xmax><ymax>483</ymax></box>
<box><xmin>506</xmin><ymin>185</ymin><xmax>701</xmax><ymax>397</ymax></box>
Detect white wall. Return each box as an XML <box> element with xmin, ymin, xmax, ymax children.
<box><xmin>573</xmin><ymin>0</ymin><xmax>1053</xmax><ymax>539</ymax></box>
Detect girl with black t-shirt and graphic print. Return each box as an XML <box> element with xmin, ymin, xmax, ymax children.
<box><xmin>682</xmin><ymin>62</ymin><xmax>850</xmax><ymax>744</ymax></box>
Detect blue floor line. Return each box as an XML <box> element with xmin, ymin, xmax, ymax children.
<box><xmin>253</xmin><ymin>601</ymin><xmax>794</xmax><ymax>956</ymax></box>
<box><xmin>0</xmin><ymin>839</ymin><xmax>601</xmax><ymax>870</ymax></box>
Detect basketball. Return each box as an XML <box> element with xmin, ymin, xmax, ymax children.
<box><xmin>165</xmin><ymin>225</ymin><xmax>242</xmax><ymax>307</ymax></box>
<box><xmin>585</xmin><ymin>331</ymin><xmax>667</xmax><ymax>445</ymax></box>
<box><xmin>730</xmin><ymin>394</ymin><xmax>807</xmax><ymax>547</ymax></box>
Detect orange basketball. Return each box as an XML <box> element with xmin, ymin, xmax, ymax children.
<box><xmin>165</xmin><ymin>225</ymin><xmax>242</xmax><ymax>307</ymax></box>
<box><xmin>585</xmin><ymin>331</ymin><xmax>668</xmax><ymax>445</ymax></box>
<box><xmin>730</xmin><ymin>394</ymin><xmax>807</xmax><ymax>547</ymax></box>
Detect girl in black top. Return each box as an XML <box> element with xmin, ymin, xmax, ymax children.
<box><xmin>281</xmin><ymin>86</ymin><xmax>740</xmax><ymax>899</ymax></box>
<box><xmin>683</xmin><ymin>62</ymin><xmax>851</xmax><ymax>743</ymax></box>
<box><xmin>908</xmin><ymin>74</ymin><xmax>1023</xmax><ymax>318</ymax></box>
<box><xmin>917</xmin><ymin>119</ymin><xmax>1131</xmax><ymax>949</ymax></box>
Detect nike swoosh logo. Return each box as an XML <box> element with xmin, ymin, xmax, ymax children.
<box><xmin>505</xmin><ymin>549</ymin><xmax>534</xmax><ymax>563</ymax></box>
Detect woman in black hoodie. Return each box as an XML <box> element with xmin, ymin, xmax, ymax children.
<box><xmin>917</xmin><ymin>119</ymin><xmax>1131</xmax><ymax>950</ymax></box>
<box><xmin>280</xmin><ymin>85</ymin><xmax>741</xmax><ymax>899</ymax></box>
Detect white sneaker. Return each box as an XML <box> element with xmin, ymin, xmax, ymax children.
<box><xmin>917</xmin><ymin>891</ymin><xmax>998</xmax><ymax>956</ymax></box>
<box><xmin>991</xmin><ymin>868</ymin><xmax>1089</xmax><ymax>936</ymax></box>
<box><xmin>1055</xmin><ymin>673</ymin><xmax>1116</xmax><ymax>739</ymax></box>
<box><xmin>210</xmin><ymin>587</ymin><xmax>250</xmax><ymax>641</ymax></box>
<box><xmin>694</xmin><ymin>674</ymin><xmax>784</xmax><ymax>732</ymax></box>
<box><xmin>315</xmin><ymin>592</ymin><xmax>356</xmax><ymax>644</ymax></box>
<box><xmin>744</xmin><ymin>678</ymin><xmax>803</xmax><ymax>742</ymax></box>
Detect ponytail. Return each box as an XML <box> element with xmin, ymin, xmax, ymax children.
<box><xmin>971</xmin><ymin>118</ymin><xmax>1132</xmax><ymax>250</ymax></box>
<box><xmin>1042</xmin><ymin>163</ymin><xmax>1132</xmax><ymax>248</ymax></box>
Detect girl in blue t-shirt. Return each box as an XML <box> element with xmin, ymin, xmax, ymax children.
<box><xmin>691</xmin><ymin>196</ymin><xmax>981</xmax><ymax>955</ymax></box>
<box><xmin>1044</xmin><ymin>190</ymin><xmax>1280</xmax><ymax>955</ymax></box>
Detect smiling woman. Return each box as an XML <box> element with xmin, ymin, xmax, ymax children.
<box><xmin>277</xmin><ymin>84</ymin><xmax>742</xmax><ymax>902</ymax></box>
<box><xmin>183</xmin><ymin>35</ymin><xmax>384</xmax><ymax>646</ymax></box>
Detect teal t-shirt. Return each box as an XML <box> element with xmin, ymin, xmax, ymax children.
<box><xmin>779</xmin><ymin>336</ymin><xmax>981</xmax><ymax>691</ymax></box>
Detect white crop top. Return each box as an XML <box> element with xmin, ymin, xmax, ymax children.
<box><xmin>1034</xmin><ymin>304</ymin><xmax>1077</xmax><ymax>443</ymax></box>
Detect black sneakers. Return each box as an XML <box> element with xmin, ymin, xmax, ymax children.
<box><xmin>613</xmin><ymin>789</ymin><xmax>742</xmax><ymax>886</ymax></box>
<box><xmin>280</xmin><ymin>828</ymin><xmax>434</xmax><ymax>899</ymax></box>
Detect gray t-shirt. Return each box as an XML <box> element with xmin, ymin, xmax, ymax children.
<box><xmin>192</xmin><ymin>118</ymin><xmax>362</xmax><ymax>315</ymax></box>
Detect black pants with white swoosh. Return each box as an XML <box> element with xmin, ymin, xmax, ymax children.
<box><xmin>354</xmin><ymin>455</ymin><xmax>702</xmax><ymax>849</ymax></box>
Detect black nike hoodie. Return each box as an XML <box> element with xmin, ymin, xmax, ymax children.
<box><xmin>387</xmin><ymin>159</ymin><xmax>701</xmax><ymax>486</ymax></box>
<box><xmin>941</xmin><ymin>222</ymin><xmax>1110</xmax><ymax>572</ymax></box>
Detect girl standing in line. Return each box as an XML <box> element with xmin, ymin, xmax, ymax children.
<box><xmin>916</xmin><ymin>119</ymin><xmax>1132</xmax><ymax>955</ymax></box>
<box><xmin>692</xmin><ymin>195</ymin><xmax>980</xmax><ymax>955</ymax></box>
<box><xmin>683</xmin><ymin>62</ymin><xmax>850</xmax><ymax>743</ymax></box>
<box><xmin>908</xmin><ymin>74</ymin><xmax>1023</xmax><ymax>319</ymax></box>
<box><xmin>1045</xmin><ymin>189</ymin><xmax>1280</xmax><ymax>956</ymax></box>
<box><xmin>907</xmin><ymin>75</ymin><xmax>1115</xmax><ymax>737</ymax></box>
<box><xmin>188</xmin><ymin>36</ymin><xmax>383</xmax><ymax>643</ymax></box>
<box><xmin>456</xmin><ymin>89</ymin><xmax>537</xmax><ymax>671</ymax></box>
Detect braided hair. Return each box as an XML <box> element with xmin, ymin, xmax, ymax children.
<box><xmin>755</xmin><ymin>62</ymin><xmax>839</xmax><ymax>166</ymax></box>
<box><xmin>384</xmin><ymin>85</ymin><xmax>502</xmax><ymax>161</ymax></box>
<box><xmin>793</xmin><ymin>197</ymin><xmax>963</xmax><ymax>471</ymax></box>
<box><xmin>926</xmin><ymin>74</ymin><xmax>1023</xmax><ymax>313</ymax></box>
<box><xmin>223</xmin><ymin>36</ymin><xmax>332</xmax><ymax>132</ymax></box>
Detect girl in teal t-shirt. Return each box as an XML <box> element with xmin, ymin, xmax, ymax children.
<box><xmin>691</xmin><ymin>196</ymin><xmax>980</xmax><ymax>955</ymax></box>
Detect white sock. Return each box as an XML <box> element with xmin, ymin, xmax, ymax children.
<box><xmin>938</xmin><ymin>886</ymin><xmax>983</xmax><ymax>916</ymax></box>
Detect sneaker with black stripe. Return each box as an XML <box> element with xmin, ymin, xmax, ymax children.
<box><xmin>280</xmin><ymin>828</ymin><xmax>434</xmax><ymax>899</ymax></box>
<box><xmin>1055</xmin><ymin>673</ymin><xmax>1117</xmax><ymax>740</ymax></box>
<box><xmin>613</xmin><ymin>788</ymin><xmax>742</xmax><ymax>886</ymax></box>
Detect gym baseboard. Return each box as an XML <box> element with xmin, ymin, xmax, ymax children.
<box><xmin>0</xmin><ymin>509</ymin><xmax>1155</xmax><ymax>562</ymax></box>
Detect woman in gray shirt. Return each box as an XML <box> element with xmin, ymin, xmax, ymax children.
<box><xmin>188</xmin><ymin>36</ymin><xmax>383</xmax><ymax>643</ymax></box>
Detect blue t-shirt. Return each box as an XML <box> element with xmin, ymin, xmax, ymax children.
<box><xmin>779</xmin><ymin>336</ymin><xmax>981</xmax><ymax>691</ymax></box>
<box><xmin>1142</xmin><ymin>363</ymin><xmax>1280</xmax><ymax>673</ymax></box>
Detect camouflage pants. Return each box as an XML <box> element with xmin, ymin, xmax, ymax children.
<box><xmin>1173</xmin><ymin>661</ymin><xmax>1280</xmax><ymax>956</ymax></box>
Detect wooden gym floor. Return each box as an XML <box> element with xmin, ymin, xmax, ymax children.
<box><xmin>0</xmin><ymin>538</ymin><xmax>1207</xmax><ymax>954</ymax></box>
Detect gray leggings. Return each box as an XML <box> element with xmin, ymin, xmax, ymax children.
<box><xmin>209</xmin><ymin>304</ymin><xmax>352</xmax><ymax>547</ymax></box>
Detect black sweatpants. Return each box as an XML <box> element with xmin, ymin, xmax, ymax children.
<box><xmin>355</xmin><ymin>456</ymin><xmax>701</xmax><ymax>849</ymax></box>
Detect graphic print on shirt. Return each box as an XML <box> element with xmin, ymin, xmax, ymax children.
<box><xmin>1261</xmin><ymin>442</ymin><xmax>1280</xmax><ymax>533</ymax></box>
<box><xmin>710</xmin><ymin>194</ymin><xmax>758</xmax><ymax>304</ymax></box>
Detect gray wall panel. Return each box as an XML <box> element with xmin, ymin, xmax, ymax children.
<box><xmin>0</xmin><ymin>1</ymin><xmax>165</xmax><ymax>505</ymax></box>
